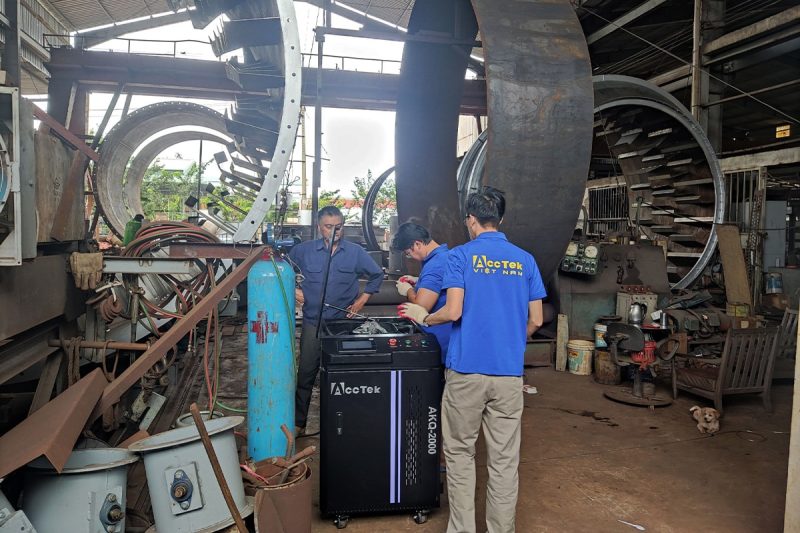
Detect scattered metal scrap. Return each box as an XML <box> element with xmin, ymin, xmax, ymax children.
<box><xmin>0</xmin><ymin>369</ymin><xmax>106</xmax><ymax>479</ymax></box>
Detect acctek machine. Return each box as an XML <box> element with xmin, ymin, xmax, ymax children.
<box><xmin>319</xmin><ymin>317</ymin><xmax>443</xmax><ymax>529</ymax></box>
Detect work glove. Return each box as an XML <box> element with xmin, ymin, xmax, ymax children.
<box><xmin>396</xmin><ymin>280</ymin><xmax>414</xmax><ymax>297</ymax></box>
<box><xmin>399</xmin><ymin>275</ymin><xmax>418</xmax><ymax>286</ymax></box>
<box><xmin>69</xmin><ymin>252</ymin><xmax>104</xmax><ymax>291</ymax></box>
<box><xmin>398</xmin><ymin>302</ymin><xmax>429</xmax><ymax>325</ymax></box>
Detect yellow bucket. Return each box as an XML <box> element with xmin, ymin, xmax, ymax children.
<box><xmin>567</xmin><ymin>340</ymin><xmax>594</xmax><ymax>375</ymax></box>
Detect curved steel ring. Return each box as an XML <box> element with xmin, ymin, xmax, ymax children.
<box><xmin>361</xmin><ymin>166</ymin><xmax>395</xmax><ymax>252</ymax></box>
<box><xmin>94</xmin><ymin>102</ymin><xmax>230</xmax><ymax>236</ymax></box>
<box><xmin>460</xmin><ymin>75</ymin><xmax>725</xmax><ymax>289</ymax></box>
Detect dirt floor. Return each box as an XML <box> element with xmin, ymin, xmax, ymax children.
<box><xmin>295</xmin><ymin>368</ymin><xmax>793</xmax><ymax>533</ymax></box>
<box><xmin>197</xmin><ymin>325</ymin><xmax>793</xmax><ymax>533</ymax></box>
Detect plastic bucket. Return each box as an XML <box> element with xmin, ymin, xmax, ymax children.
<box><xmin>567</xmin><ymin>340</ymin><xmax>594</xmax><ymax>375</ymax></box>
<box><xmin>594</xmin><ymin>323</ymin><xmax>608</xmax><ymax>348</ymax></box>
<box><xmin>765</xmin><ymin>272</ymin><xmax>783</xmax><ymax>294</ymax></box>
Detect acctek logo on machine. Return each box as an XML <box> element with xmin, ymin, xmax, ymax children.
<box><xmin>330</xmin><ymin>382</ymin><xmax>381</xmax><ymax>395</ymax></box>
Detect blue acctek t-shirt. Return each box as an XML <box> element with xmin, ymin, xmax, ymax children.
<box><xmin>416</xmin><ymin>243</ymin><xmax>451</xmax><ymax>361</ymax></box>
<box><xmin>442</xmin><ymin>232</ymin><xmax>546</xmax><ymax>376</ymax></box>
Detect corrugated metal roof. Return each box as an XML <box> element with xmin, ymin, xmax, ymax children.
<box><xmin>45</xmin><ymin>0</ymin><xmax>171</xmax><ymax>31</ymax></box>
<box><xmin>334</xmin><ymin>0</ymin><xmax>413</xmax><ymax>28</ymax></box>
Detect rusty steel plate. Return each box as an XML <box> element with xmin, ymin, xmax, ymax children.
<box><xmin>0</xmin><ymin>368</ymin><xmax>107</xmax><ymax>478</ymax></box>
<box><xmin>396</xmin><ymin>0</ymin><xmax>593</xmax><ymax>282</ymax></box>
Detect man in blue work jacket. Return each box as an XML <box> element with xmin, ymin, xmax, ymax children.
<box><xmin>289</xmin><ymin>205</ymin><xmax>383</xmax><ymax>435</ymax></box>
<box><xmin>391</xmin><ymin>222</ymin><xmax>451</xmax><ymax>362</ymax></box>
<box><xmin>399</xmin><ymin>187</ymin><xmax>545</xmax><ymax>533</ymax></box>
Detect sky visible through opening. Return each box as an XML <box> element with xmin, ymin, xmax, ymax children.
<box><xmin>65</xmin><ymin>4</ymin><xmax>405</xmax><ymax>203</ymax></box>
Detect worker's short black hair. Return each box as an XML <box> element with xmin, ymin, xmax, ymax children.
<box><xmin>466</xmin><ymin>186</ymin><xmax>505</xmax><ymax>227</ymax></box>
<box><xmin>391</xmin><ymin>222</ymin><xmax>432</xmax><ymax>252</ymax></box>
<box><xmin>318</xmin><ymin>205</ymin><xmax>344</xmax><ymax>221</ymax></box>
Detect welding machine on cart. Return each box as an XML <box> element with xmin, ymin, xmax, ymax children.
<box><xmin>319</xmin><ymin>317</ymin><xmax>443</xmax><ymax>528</ymax></box>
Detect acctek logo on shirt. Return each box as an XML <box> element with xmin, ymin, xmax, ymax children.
<box><xmin>330</xmin><ymin>382</ymin><xmax>382</xmax><ymax>395</ymax></box>
<box><xmin>472</xmin><ymin>255</ymin><xmax>524</xmax><ymax>276</ymax></box>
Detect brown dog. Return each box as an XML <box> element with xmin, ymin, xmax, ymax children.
<box><xmin>690</xmin><ymin>405</ymin><xmax>721</xmax><ymax>435</ymax></box>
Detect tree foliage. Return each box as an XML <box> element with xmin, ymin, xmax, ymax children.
<box><xmin>350</xmin><ymin>169</ymin><xmax>397</xmax><ymax>226</ymax></box>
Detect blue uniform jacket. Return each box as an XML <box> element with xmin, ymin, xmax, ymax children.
<box><xmin>289</xmin><ymin>238</ymin><xmax>383</xmax><ymax>325</ymax></box>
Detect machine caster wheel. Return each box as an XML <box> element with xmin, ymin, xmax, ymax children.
<box><xmin>413</xmin><ymin>510</ymin><xmax>429</xmax><ymax>524</ymax></box>
<box><xmin>334</xmin><ymin>515</ymin><xmax>349</xmax><ymax>529</ymax></box>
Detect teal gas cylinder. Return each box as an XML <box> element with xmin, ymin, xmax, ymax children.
<box><xmin>247</xmin><ymin>249</ymin><xmax>296</xmax><ymax>461</ymax></box>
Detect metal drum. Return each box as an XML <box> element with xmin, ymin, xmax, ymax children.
<box><xmin>22</xmin><ymin>448</ymin><xmax>138</xmax><ymax>533</ymax></box>
<box><xmin>128</xmin><ymin>416</ymin><xmax>252</xmax><ymax>533</ymax></box>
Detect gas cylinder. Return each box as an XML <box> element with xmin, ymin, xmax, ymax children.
<box><xmin>247</xmin><ymin>248</ymin><xmax>296</xmax><ymax>461</ymax></box>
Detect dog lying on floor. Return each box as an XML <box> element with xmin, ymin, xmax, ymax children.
<box><xmin>690</xmin><ymin>405</ymin><xmax>721</xmax><ymax>435</ymax></box>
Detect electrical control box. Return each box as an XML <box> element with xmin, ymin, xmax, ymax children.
<box><xmin>560</xmin><ymin>241</ymin><xmax>599</xmax><ymax>275</ymax></box>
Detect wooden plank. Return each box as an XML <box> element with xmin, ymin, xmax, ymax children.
<box><xmin>28</xmin><ymin>351</ymin><xmax>63</xmax><ymax>415</ymax></box>
<box><xmin>555</xmin><ymin>314</ymin><xmax>569</xmax><ymax>372</ymax></box>
<box><xmin>716</xmin><ymin>223</ymin><xmax>752</xmax><ymax>307</ymax></box>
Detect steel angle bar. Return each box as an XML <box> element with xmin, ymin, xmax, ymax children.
<box><xmin>90</xmin><ymin>246</ymin><xmax>266</xmax><ymax>422</ymax></box>
<box><xmin>0</xmin><ymin>369</ymin><xmax>107</xmax><ymax>478</ymax></box>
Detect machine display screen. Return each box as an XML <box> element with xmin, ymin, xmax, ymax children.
<box><xmin>340</xmin><ymin>339</ymin><xmax>375</xmax><ymax>352</ymax></box>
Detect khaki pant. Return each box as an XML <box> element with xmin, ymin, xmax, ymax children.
<box><xmin>442</xmin><ymin>369</ymin><xmax>523</xmax><ymax>533</ymax></box>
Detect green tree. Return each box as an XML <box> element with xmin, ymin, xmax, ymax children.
<box><xmin>140</xmin><ymin>162</ymin><xmax>198</xmax><ymax>221</ymax></box>
<box><xmin>350</xmin><ymin>169</ymin><xmax>397</xmax><ymax>226</ymax></box>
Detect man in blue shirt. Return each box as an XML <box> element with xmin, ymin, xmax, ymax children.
<box><xmin>289</xmin><ymin>206</ymin><xmax>383</xmax><ymax>434</ymax></box>
<box><xmin>399</xmin><ymin>187</ymin><xmax>545</xmax><ymax>533</ymax></box>
<box><xmin>391</xmin><ymin>222</ymin><xmax>451</xmax><ymax>362</ymax></box>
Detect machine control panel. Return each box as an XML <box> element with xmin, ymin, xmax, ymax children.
<box><xmin>560</xmin><ymin>241</ymin><xmax>599</xmax><ymax>275</ymax></box>
<box><xmin>321</xmin><ymin>318</ymin><xmax>440</xmax><ymax>368</ymax></box>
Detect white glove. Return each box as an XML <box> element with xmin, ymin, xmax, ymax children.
<box><xmin>396</xmin><ymin>280</ymin><xmax>414</xmax><ymax>297</ymax></box>
<box><xmin>399</xmin><ymin>275</ymin><xmax>418</xmax><ymax>285</ymax></box>
<box><xmin>398</xmin><ymin>302</ymin><xmax>429</xmax><ymax>325</ymax></box>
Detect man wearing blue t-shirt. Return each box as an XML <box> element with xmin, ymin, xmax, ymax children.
<box><xmin>391</xmin><ymin>222</ymin><xmax>451</xmax><ymax>362</ymax></box>
<box><xmin>399</xmin><ymin>187</ymin><xmax>545</xmax><ymax>533</ymax></box>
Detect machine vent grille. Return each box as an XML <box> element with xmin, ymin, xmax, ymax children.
<box><xmin>404</xmin><ymin>385</ymin><xmax>422</xmax><ymax>486</ymax></box>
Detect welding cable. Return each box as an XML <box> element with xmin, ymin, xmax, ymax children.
<box><xmin>122</xmin><ymin>221</ymin><xmax>220</xmax><ymax>319</ymax></box>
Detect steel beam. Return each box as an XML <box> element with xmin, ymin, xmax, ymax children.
<box><xmin>31</xmin><ymin>106</ymin><xmax>99</xmax><ymax>162</ymax></box>
<box><xmin>586</xmin><ymin>0</ymin><xmax>669</xmax><ymax>45</ymax></box>
<box><xmin>90</xmin><ymin>246</ymin><xmax>267</xmax><ymax>422</ymax></box>
<box><xmin>649</xmin><ymin>64</ymin><xmax>691</xmax><ymax>87</ymax></box>
<box><xmin>317</xmin><ymin>26</ymin><xmax>481</xmax><ymax>47</ymax></box>
<box><xmin>168</xmin><ymin>243</ymin><xmax>262</xmax><ymax>259</ymax></box>
<box><xmin>704</xmin><ymin>5</ymin><xmax>800</xmax><ymax>55</ymax></box>
<box><xmin>0</xmin><ymin>322</ymin><xmax>59</xmax><ymax>385</ymax></box>
<box><xmin>102</xmin><ymin>257</ymin><xmax>199</xmax><ymax>275</ymax></box>
<box><xmin>46</xmin><ymin>48</ymin><xmax>488</xmax><ymax>114</ymax></box>
<box><xmin>720</xmin><ymin>147</ymin><xmax>800</xmax><ymax>172</ymax></box>
<box><xmin>74</xmin><ymin>10</ymin><xmax>193</xmax><ymax>48</ymax></box>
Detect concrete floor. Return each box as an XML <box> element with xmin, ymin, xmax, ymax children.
<box><xmin>297</xmin><ymin>368</ymin><xmax>793</xmax><ymax>533</ymax></box>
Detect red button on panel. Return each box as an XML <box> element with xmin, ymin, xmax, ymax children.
<box><xmin>389</xmin><ymin>338</ymin><xmax>398</xmax><ymax>347</ymax></box>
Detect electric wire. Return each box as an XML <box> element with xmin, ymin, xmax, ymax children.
<box><xmin>578</xmin><ymin>4</ymin><xmax>800</xmax><ymax>125</ymax></box>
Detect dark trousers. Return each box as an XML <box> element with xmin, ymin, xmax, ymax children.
<box><xmin>295</xmin><ymin>323</ymin><xmax>321</xmax><ymax>428</ymax></box>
